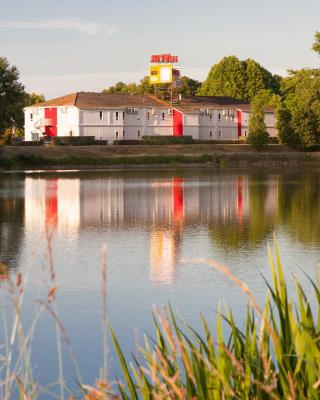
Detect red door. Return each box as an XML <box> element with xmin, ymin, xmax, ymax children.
<box><xmin>45</xmin><ymin>108</ymin><xmax>57</xmax><ymax>137</ymax></box>
<box><xmin>173</xmin><ymin>109</ymin><xmax>183</xmax><ymax>136</ymax></box>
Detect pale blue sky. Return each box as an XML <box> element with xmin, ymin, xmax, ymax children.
<box><xmin>1</xmin><ymin>0</ymin><xmax>319</xmax><ymax>98</ymax></box>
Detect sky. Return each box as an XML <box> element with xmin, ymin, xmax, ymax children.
<box><xmin>0</xmin><ymin>0</ymin><xmax>319</xmax><ymax>99</ymax></box>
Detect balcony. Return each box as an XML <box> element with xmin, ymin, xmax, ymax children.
<box><xmin>40</xmin><ymin>118</ymin><xmax>53</xmax><ymax>127</ymax></box>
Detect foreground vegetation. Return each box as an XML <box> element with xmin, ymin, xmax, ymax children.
<box><xmin>2</xmin><ymin>240</ymin><xmax>320</xmax><ymax>399</ymax></box>
<box><xmin>104</xmin><ymin>243</ymin><xmax>320</xmax><ymax>399</ymax></box>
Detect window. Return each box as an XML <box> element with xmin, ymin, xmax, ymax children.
<box><xmin>30</xmin><ymin>113</ymin><xmax>33</xmax><ymax>121</ymax></box>
<box><xmin>116</xmin><ymin>112</ymin><xmax>119</xmax><ymax>121</ymax></box>
<box><xmin>147</xmin><ymin>112</ymin><xmax>150</xmax><ymax>120</ymax></box>
<box><xmin>99</xmin><ymin>111</ymin><xmax>103</xmax><ymax>120</ymax></box>
<box><xmin>138</xmin><ymin>130</ymin><xmax>141</xmax><ymax>138</ymax></box>
<box><xmin>115</xmin><ymin>131</ymin><xmax>119</xmax><ymax>139</ymax></box>
<box><xmin>244</xmin><ymin>130</ymin><xmax>247</xmax><ymax>137</ymax></box>
<box><xmin>209</xmin><ymin>114</ymin><xmax>212</xmax><ymax>121</ymax></box>
<box><xmin>218</xmin><ymin>131</ymin><xmax>221</xmax><ymax>138</ymax></box>
<box><xmin>210</xmin><ymin>131</ymin><xmax>212</xmax><ymax>139</ymax></box>
<box><xmin>232</xmin><ymin>115</ymin><xmax>235</xmax><ymax>122</ymax></box>
<box><xmin>123</xmin><ymin>130</ymin><xmax>125</xmax><ymax>138</ymax></box>
<box><xmin>123</xmin><ymin>112</ymin><xmax>125</xmax><ymax>120</ymax></box>
<box><xmin>162</xmin><ymin>112</ymin><xmax>165</xmax><ymax>120</ymax></box>
<box><xmin>218</xmin><ymin>113</ymin><xmax>221</xmax><ymax>121</ymax></box>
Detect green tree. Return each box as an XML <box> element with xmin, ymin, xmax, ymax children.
<box><xmin>279</xmin><ymin>69</ymin><xmax>320</xmax><ymax>147</ymax></box>
<box><xmin>25</xmin><ymin>92</ymin><xmax>45</xmax><ymax>106</ymax></box>
<box><xmin>102</xmin><ymin>81</ymin><xmax>132</xmax><ymax>94</ymax></box>
<box><xmin>253</xmin><ymin>89</ymin><xmax>281</xmax><ymax>108</ymax></box>
<box><xmin>276</xmin><ymin>103</ymin><xmax>298</xmax><ymax>145</ymax></box>
<box><xmin>102</xmin><ymin>75</ymin><xmax>201</xmax><ymax>97</ymax></box>
<box><xmin>312</xmin><ymin>31</ymin><xmax>320</xmax><ymax>56</ymax></box>
<box><xmin>0</xmin><ymin>57</ymin><xmax>26</xmax><ymax>138</ymax></box>
<box><xmin>180</xmin><ymin>76</ymin><xmax>201</xmax><ymax>96</ymax></box>
<box><xmin>198</xmin><ymin>56</ymin><xmax>280</xmax><ymax>101</ymax></box>
<box><xmin>248</xmin><ymin>97</ymin><xmax>269</xmax><ymax>150</ymax></box>
<box><xmin>198</xmin><ymin>56</ymin><xmax>247</xmax><ymax>99</ymax></box>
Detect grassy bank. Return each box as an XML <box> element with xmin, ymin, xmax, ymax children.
<box><xmin>2</xmin><ymin>240</ymin><xmax>320</xmax><ymax>399</ymax></box>
<box><xmin>0</xmin><ymin>144</ymin><xmax>319</xmax><ymax>170</ymax></box>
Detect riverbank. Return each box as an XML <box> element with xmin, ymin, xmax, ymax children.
<box><xmin>1</xmin><ymin>144</ymin><xmax>319</xmax><ymax>170</ymax></box>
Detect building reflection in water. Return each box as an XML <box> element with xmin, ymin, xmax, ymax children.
<box><xmin>150</xmin><ymin>177</ymin><xmax>184</xmax><ymax>285</ymax></box>
<box><xmin>24</xmin><ymin>173</ymin><xmax>281</xmax><ymax>284</ymax></box>
<box><xmin>25</xmin><ymin>177</ymin><xmax>81</xmax><ymax>236</ymax></box>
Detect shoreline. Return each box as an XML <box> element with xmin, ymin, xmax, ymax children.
<box><xmin>1</xmin><ymin>144</ymin><xmax>320</xmax><ymax>171</ymax></box>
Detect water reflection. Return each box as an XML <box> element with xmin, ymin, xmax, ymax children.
<box><xmin>0</xmin><ymin>176</ymin><xmax>24</xmax><ymax>279</ymax></box>
<box><xmin>2</xmin><ymin>169</ymin><xmax>320</xmax><ymax>390</ymax></box>
<box><xmin>25</xmin><ymin>177</ymin><xmax>80</xmax><ymax>236</ymax></box>
<box><xmin>150</xmin><ymin>178</ymin><xmax>184</xmax><ymax>285</ymax></box>
<box><xmin>21</xmin><ymin>170</ymin><xmax>320</xmax><ymax>284</ymax></box>
<box><xmin>209</xmin><ymin>173</ymin><xmax>278</xmax><ymax>249</ymax></box>
<box><xmin>1</xmin><ymin>168</ymin><xmax>319</xmax><ymax>286</ymax></box>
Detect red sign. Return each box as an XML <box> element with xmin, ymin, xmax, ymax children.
<box><xmin>151</xmin><ymin>54</ymin><xmax>179</xmax><ymax>63</ymax></box>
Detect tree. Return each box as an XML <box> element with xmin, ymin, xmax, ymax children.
<box><xmin>25</xmin><ymin>92</ymin><xmax>45</xmax><ymax>106</ymax></box>
<box><xmin>279</xmin><ymin>69</ymin><xmax>320</xmax><ymax>147</ymax></box>
<box><xmin>312</xmin><ymin>31</ymin><xmax>320</xmax><ymax>56</ymax></box>
<box><xmin>102</xmin><ymin>81</ymin><xmax>133</xmax><ymax>94</ymax></box>
<box><xmin>180</xmin><ymin>76</ymin><xmax>201</xmax><ymax>96</ymax></box>
<box><xmin>248</xmin><ymin>97</ymin><xmax>269</xmax><ymax>150</ymax></box>
<box><xmin>253</xmin><ymin>89</ymin><xmax>281</xmax><ymax>109</ymax></box>
<box><xmin>276</xmin><ymin>104</ymin><xmax>298</xmax><ymax>145</ymax></box>
<box><xmin>102</xmin><ymin>75</ymin><xmax>202</xmax><ymax>97</ymax></box>
<box><xmin>198</xmin><ymin>56</ymin><xmax>280</xmax><ymax>101</ymax></box>
<box><xmin>0</xmin><ymin>57</ymin><xmax>26</xmax><ymax>138</ymax></box>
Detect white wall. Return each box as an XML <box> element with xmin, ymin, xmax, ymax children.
<box><xmin>57</xmin><ymin>107</ymin><xmax>80</xmax><ymax>137</ymax></box>
<box><xmin>24</xmin><ymin>106</ymin><xmax>80</xmax><ymax>140</ymax></box>
<box><xmin>78</xmin><ymin>107</ymin><xmax>173</xmax><ymax>141</ymax></box>
<box><xmin>184</xmin><ymin>114</ymin><xmax>199</xmax><ymax>139</ymax></box>
<box><xmin>24</xmin><ymin>104</ymin><xmax>278</xmax><ymax>142</ymax></box>
<box><xmin>240</xmin><ymin>111</ymin><xmax>278</xmax><ymax>138</ymax></box>
<box><xmin>24</xmin><ymin>107</ymin><xmax>45</xmax><ymax>141</ymax></box>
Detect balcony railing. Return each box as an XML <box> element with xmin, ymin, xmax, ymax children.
<box><xmin>40</xmin><ymin>118</ymin><xmax>53</xmax><ymax>127</ymax></box>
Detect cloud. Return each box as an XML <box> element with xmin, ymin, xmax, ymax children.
<box><xmin>0</xmin><ymin>18</ymin><xmax>119</xmax><ymax>36</ymax></box>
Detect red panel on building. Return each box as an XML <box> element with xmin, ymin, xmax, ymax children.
<box><xmin>44</xmin><ymin>108</ymin><xmax>57</xmax><ymax>137</ymax></box>
<box><xmin>173</xmin><ymin>109</ymin><xmax>183</xmax><ymax>136</ymax></box>
<box><xmin>237</xmin><ymin>110</ymin><xmax>242</xmax><ymax>138</ymax></box>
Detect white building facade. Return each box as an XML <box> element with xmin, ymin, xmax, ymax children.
<box><xmin>24</xmin><ymin>93</ymin><xmax>277</xmax><ymax>142</ymax></box>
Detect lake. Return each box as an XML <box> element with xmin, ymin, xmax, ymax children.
<box><xmin>1</xmin><ymin>167</ymin><xmax>320</xmax><ymax>396</ymax></box>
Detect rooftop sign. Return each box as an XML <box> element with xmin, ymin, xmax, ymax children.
<box><xmin>150</xmin><ymin>54</ymin><xmax>179</xmax><ymax>64</ymax></box>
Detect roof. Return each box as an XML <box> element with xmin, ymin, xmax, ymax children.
<box><xmin>173</xmin><ymin>96</ymin><xmax>251</xmax><ymax>113</ymax></box>
<box><xmin>29</xmin><ymin>93</ymin><xmax>78</xmax><ymax>108</ymax></box>
<box><xmin>28</xmin><ymin>92</ymin><xmax>171</xmax><ymax>109</ymax></box>
<box><xmin>26</xmin><ymin>93</ymin><xmax>274</xmax><ymax>113</ymax></box>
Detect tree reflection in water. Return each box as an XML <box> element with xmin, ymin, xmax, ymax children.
<box><xmin>0</xmin><ymin>176</ymin><xmax>24</xmax><ymax>280</ymax></box>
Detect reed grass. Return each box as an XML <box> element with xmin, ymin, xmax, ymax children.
<box><xmin>2</xmin><ymin>239</ymin><xmax>320</xmax><ymax>399</ymax></box>
<box><xmin>100</xmin><ymin>241</ymin><xmax>320</xmax><ymax>400</ymax></box>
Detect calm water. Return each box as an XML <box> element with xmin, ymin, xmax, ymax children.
<box><xmin>1</xmin><ymin>167</ymin><xmax>320</xmax><ymax>394</ymax></box>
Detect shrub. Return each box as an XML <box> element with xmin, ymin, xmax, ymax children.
<box><xmin>113</xmin><ymin>140</ymin><xmax>144</xmax><ymax>145</ymax></box>
<box><xmin>52</xmin><ymin>136</ymin><xmax>96</xmax><ymax>146</ymax></box>
<box><xmin>142</xmin><ymin>135</ymin><xmax>194</xmax><ymax>145</ymax></box>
